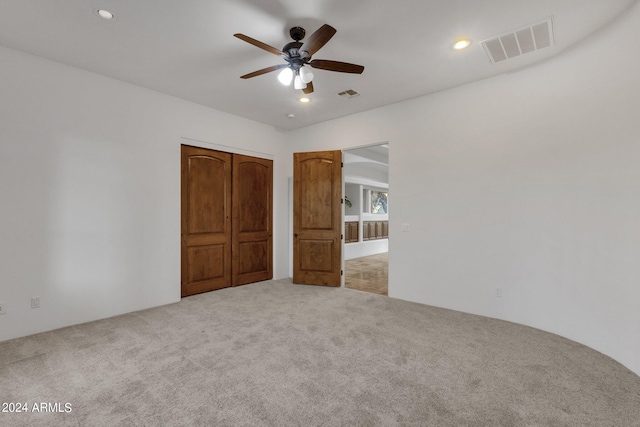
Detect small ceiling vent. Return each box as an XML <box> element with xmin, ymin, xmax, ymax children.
<box><xmin>481</xmin><ymin>17</ymin><xmax>554</xmax><ymax>64</ymax></box>
<box><xmin>338</xmin><ymin>89</ymin><xmax>360</xmax><ymax>99</ymax></box>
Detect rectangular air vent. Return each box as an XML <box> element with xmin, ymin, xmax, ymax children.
<box><xmin>481</xmin><ymin>17</ymin><xmax>554</xmax><ymax>64</ymax></box>
<box><xmin>338</xmin><ymin>89</ymin><xmax>360</xmax><ymax>99</ymax></box>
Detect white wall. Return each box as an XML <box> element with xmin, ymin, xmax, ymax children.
<box><xmin>345</xmin><ymin>240</ymin><xmax>388</xmax><ymax>261</ymax></box>
<box><xmin>344</xmin><ymin>183</ymin><xmax>360</xmax><ymax>216</ymax></box>
<box><xmin>0</xmin><ymin>46</ymin><xmax>289</xmax><ymax>341</ymax></box>
<box><xmin>344</xmin><ymin>162</ymin><xmax>388</xmax><ymax>185</ymax></box>
<box><xmin>285</xmin><ymin>3</ymin><xmax>640</xmax><ymax>375</ymax></box>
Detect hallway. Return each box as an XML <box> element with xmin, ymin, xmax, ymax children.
<box><xmin>344</xmin><ymin>252</ymin><xmax>388</xmax><ymax>296</ymax></box>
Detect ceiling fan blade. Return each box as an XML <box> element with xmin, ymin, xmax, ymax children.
<box><xmin>299</xmin><ymin>24</ymin><xmax>336</xmax><ymax>58</ymax></box>
<box><xmin>240</xmin><ymin>64</ymin><xmax>288</xmax><ymax>79</ymax></box>
<box><xmin>302</xmin><ymin>81</ymin><xmax>314</xmax><ymax>94</ymax></box>
<box><xmin>234</xmin><ymin>33</ymin><xmax>282</xmax><ymax>56</ymax></box>
<box><xmin>309</xmin><ymin>59</ymin><xmax>364</xmax><ymax>74</ymax></box>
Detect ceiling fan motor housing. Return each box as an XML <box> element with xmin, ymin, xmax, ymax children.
<box><xmin>282</xmin><ymin>41</ymin><xmax>306</xmax><ymax>71</ymax></box>
<box><xmin>289</xmin><ymin>26</ymin><xmax>306</xmax><ymax>41</ymax></box>
<box><xmin>282</xmin><ymin>41</ymin><xmax>303</xmax><ymax>56</ymax></box>
<box><xmin>283</xmin><ymin>27</ymin><xmax>307</xmax><ymax>68</ymax></box>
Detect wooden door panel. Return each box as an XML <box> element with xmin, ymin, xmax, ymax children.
<box><xmin>298</xmin><ymin>239</ymin><xmax>335</xmax><ymax>272</ymax></box>
<box><xmin>187</xmin><ymin>245</ymin><xmax>225</xmax><ymax>282</ymax></box>
<box><xmin>293</xmin><ymin>150</ymin><xmax>342</xmax><ymax>286</ymax></box>
<box><xmin>232</xmin><ymin>154</ymin><xmax>273</xmax><ymax>286</ymax></box>
<box><xmin>237</xmin><ymin>241</ymin><xmax>269</xmax><ymax>274</ymax></box>
<box><xmin>236</xmin><ymin>161</ymin><xmax>270</xmax><ymax>232</ymax></box>
<box><xmin>299</xmin><ymin>158</ymin><xmax>335</xmax><ymax>230</ymax></box>
<box><xmin>181</xmin><ymin>146</ymin><xmax>232</xmax><ymax>296</ymax></box>
<box><xmin>187</xmin><ymin>156</ymin><xmax>227</xmax><ymax>234</ymax></box>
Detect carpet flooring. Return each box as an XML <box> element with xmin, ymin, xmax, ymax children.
<box><xmin>1</xmin><ymin>279</ymin><xmax>639</xmax><ymax>426</ymax></box>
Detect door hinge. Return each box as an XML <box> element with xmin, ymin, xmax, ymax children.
<box><xmin>341</xmin><ymin>234</ymin><xmax>344</xmax><ymax>240</ymax></box>
<box><xmin>341</xmin><ymin>270</ymin><xmax>344</xmax><ymax>276</ymax></box>
<box><xmin>341</xmin><ymin>198</ymin><xmax>344</xmax><ymax>204</ymax></box>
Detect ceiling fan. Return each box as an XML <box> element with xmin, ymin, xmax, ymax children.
<box><xmin>234</xmin><ymin>24</ymin><xmax>364</xmax><ymax>94</ymax></box>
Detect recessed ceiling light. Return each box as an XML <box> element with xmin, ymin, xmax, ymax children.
<box><xmin>96</xmin><ymin>9</ymin><xmax>115</xmax><ymax>20</ymax></box>
<box><xmin>299</xmin><ymin>97</ymin><xmax>310</xmax><ymax>103</ymax></box>
<box><xmin>287</xmin><ymin>114</ymin><xmax>295</xmax><ymax>118</ymax></box>
<box><xmin>453</xmin><ymin>37</ymin><xmax>471</xmax><ymax>50</ymax></box>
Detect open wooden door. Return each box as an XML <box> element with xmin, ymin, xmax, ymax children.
<box><xmin>232</xmin><ymin>154</ymin><xmax>273</xmax><ymax>286</ymax></box>
<box><xmin>293</xmin><ymin>150</ymin><xmax>342</xmax><ymax>286</ymax></box>
<box><xmin>181</xmin><ymin>145</ymin><xmax>232</xmax><ymax>296</ymax></box>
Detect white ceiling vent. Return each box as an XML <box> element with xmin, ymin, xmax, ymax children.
<box><xmin>338</xmin><ymin>89</ymin><xmax>360</xmax><ymax>99</ymax></box>
<box><xmin>481</xmin><ymin>17</ymin><xmax>554</xmax><ymax>64</ymax></box>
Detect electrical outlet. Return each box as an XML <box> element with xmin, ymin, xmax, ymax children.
<box><xmin>402</xmin><ymin>223</ymin><xmax>410</xmax><ymax>232</ymax></box>
<box><xmin>495</xmin><ymin>287</ymin><xmax>502</xmax><ymax>298</ymax></box>
<box><xmin>0</xmin><ymin>302</ymin><xmax>6</xmax><ymax>315</ymax></box>
<box><xmin>31</xmin><ymin>297</ymin><xmax>40</xmax><ymax>309</ymax></box>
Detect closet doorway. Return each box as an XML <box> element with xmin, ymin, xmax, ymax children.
<box><xmin>181</xmin><ymin>145</ymin><xmax>273</xmax><ymax>297</ymax></box>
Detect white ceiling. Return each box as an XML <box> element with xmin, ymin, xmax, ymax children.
<box><xmin>0</xmin><ymin>0</ymin><xmax>635</xmax><ymax>130</ymax></box>
<box><xmin>344</xmin><ymin>144</ymin><xmax>389</xmax><ymax>186</ymax></box>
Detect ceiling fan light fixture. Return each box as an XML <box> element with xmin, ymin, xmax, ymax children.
<box><xmin>277</xmin><ymin>67</ymin><xmax>293</xmax><ymax>85</ymax></box>
<box><xmin>294</xmin><ymin>74</ymin><xmax>307</xmax><ymax>90</ymax></box>
<box><xmin>299</xmin><ymin>67</ymin><xmax>314</xmax><ymax>84</ymax></box>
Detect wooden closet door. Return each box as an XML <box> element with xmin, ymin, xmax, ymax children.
<box><xmin>232</xmin><ymin>154</ymin><xmax>273</xmax><ymax>286</ymax></box>
<box><xmin>181</xmin><ymin>145</ymin><xmax>232</xmax><ymax>296</ymax></box>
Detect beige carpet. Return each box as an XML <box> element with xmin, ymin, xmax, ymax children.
<box><xmin>1</xmin><ymin>279</ymin><xmax>639</xmax><ymax>426</ymax></box>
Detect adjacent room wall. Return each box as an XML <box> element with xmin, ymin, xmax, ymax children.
<box><xmin>285</xmin><ymin>3</ymin><xmax>640</xmax><ymax>375</ymax></box>
<box><xmin>0</xmin><ymin>45</ymin><xmax>289</xmax><ymax>341</ymax></box>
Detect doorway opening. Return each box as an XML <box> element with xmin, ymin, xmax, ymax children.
<box><xmin>342</xmin><ymin>144</ymin><xmax>389</xmax><ymax>295</ymax></box>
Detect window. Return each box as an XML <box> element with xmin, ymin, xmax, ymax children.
<box><xmin>362</xmin><ymin>188</ymin><xmax>388</xmax><ymax>214</ymax></box>
<box><xmin>371</xmin><ymin>191</ymin><xmax>388</xmax><ymax>214</ymax></box>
